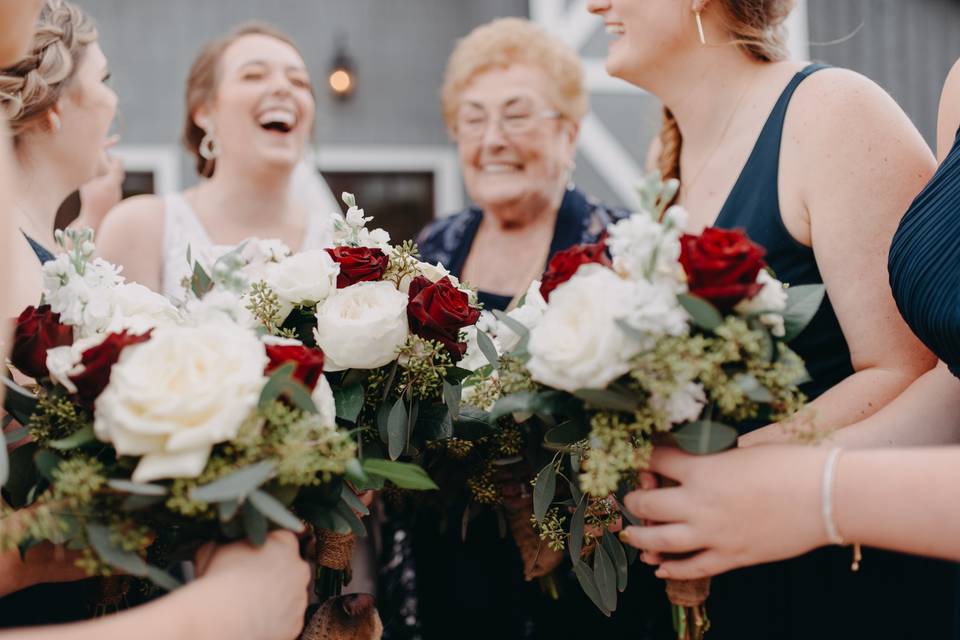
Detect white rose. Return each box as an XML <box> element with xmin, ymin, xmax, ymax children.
<box><xmin>263</xmin><ymin>249</ymin><xmax>340</xmax><ymax>319</ymax></box>
<box><xmin>311</xmin><ymin>374</ymin><xmax>338</xmax><ymax>428</ymax></box>
<box><xmin>496</xmin><ymin>280</ymin><xmax>547</xmax><ymax>353</ymax></box>
<box><xmin>527</xmin><ymin>265</ymin><xmax>642</xmax><ymax>392</ymax></box>
<box><xmin>735</xmin><ymin>270</ymin><xmax>788</xmax><ymax>337</ymax></box>
<box><xmin>184</xmin><ymin>288</ymin><xmax>257</xmax><ymax>329</ymax></box>
<box><xmin>105</xmin><ymin>283</ymin><xmax>181</xmax><ymax>334</ymax></box>
<box><xmin>652</xmin><ymin>382</ymin><xmax>706</xmax><ymax>425</ymax></box>
<box><xmin>313</xmin><ymin>281</ymin><xmax>409</xmax><ymax>371</ymax></box>
<box><xmin>94</xmin><ymin>324</ymin><xmax>268</xmax><ymax>483</ymax></box>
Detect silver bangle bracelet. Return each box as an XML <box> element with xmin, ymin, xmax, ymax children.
<box><xmin>821</xmin><ymin>447</ymin><xmax>845</xmax><ymax>546</ymax></box>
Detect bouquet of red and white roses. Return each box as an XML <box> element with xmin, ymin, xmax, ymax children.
<box><xmin>459</xmin><ymin>174</ymin><xmax>822</xmax><ymax>639</ymax></box>
<box><xmin>1</xmin><ymin>229</ymin><xmax>432</xmax><ymax>600</ymax></box>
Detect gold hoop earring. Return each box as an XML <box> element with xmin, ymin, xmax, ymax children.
<box><xmin>695</xmin><ymin>11</ymin><xmax>707</xmax><ymax>45</ymax></box>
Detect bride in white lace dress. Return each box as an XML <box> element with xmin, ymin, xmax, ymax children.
<box><xmin>98</xmin><ymin>23</ymin><xmax>334</xmax><ymax>300</ymax></box>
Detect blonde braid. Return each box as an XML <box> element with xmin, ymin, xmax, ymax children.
<box><xmin>0</xmin><ymin>0</ymin><xmax>97</xmax><ymax>142</ymax></box>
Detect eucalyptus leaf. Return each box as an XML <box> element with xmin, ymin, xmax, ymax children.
<box><xmin>47</xmin><ymin>425</ymin><xmax>97</xmax><ymax>451</ymax></box>
<box><xmin>121</xmin><ymin>495</ymin><xmax>164</xmax><ymax>511</ymax></box>
<box><xmin>593</xmin><ymin>541</ymin><xmax>618</xmax><ymax>611</ymax></box>
<box><xmin>488</xmin><ymin>392</ymin><xmax>539</xmax><ymax>422</ymax></box>
<box><xmin>190</xmin><ymin>461</ymin><xmax>275</xmax><ymax>503</ymax></box>
<box><xmin>444</xmin><ymin>366</ymin><xmax>474</xmax><ymax>384</ymax></box>
<box><xmin>218</xmin><ymin>499</ymin><xmax>240</xmax><ymax>522</ymax></box>
<box><xmin>573</xmin><ymin>560</ymin><xmax>611</xmax><ymax>616</ymax></box>
<box><xmin>144</xmin><ymin>566</ymin><xmax>182</xmax><ymax>592</ymax></box>
<box><xmin>190</xmin><ymin>261</ymin><xmax>214</xmax><ymax>298</ymax></box>
<box><xmin>569</xmin><ymin>495</ymin><xmax>587</xmax><ymax>564</ymax></box>
<box><xmin>532</xmin><ymin>463</ymin><xmax>557</xmax><ymax>523</ymax></box>
<box><xmin>677</xmin><ymin>294</ymin><xmax>723</xmax><ymax>331</ymax></box>
<box><xmin>567</xmin><ymin>474</ymin><xmax>583</xmax><ymax>506</ymax></box>
<box><xmin>345</xmin><ymin>458</ymin><xmax>368</xmax><ymax>486</ymax></box>
<box><xmin>249</xmin><ymin>490</ymin><xmax>305</xmax><ymax>533</ymax></box>
<box><xmin>335</xmin><ymin>499</ymin><xmax>368</xmax><ymax>537</ymax></box>
<box><xmin>672</xmin><ymin>420</ymin><xmax>738</xmax><ymax>455</ymax></box>
<box><xmin>34</xmin><ymin>450</ymin><xmax>63</xmax><ymax>483</ymax></box>
<box><xmin>87</xmin><ymin>523</ymin><xmax>182</xmax><ymax>592</ymax></box>
<box><xmin>107</xmin><ymin>479</ymin><xmax>167</xmax><ymax>496</ymax></box>
<box><xmin>442</xmin><ymin>381</ymin><xmax>461</xmax><ymax>420</ymax></box>
<box><xmin>543</xmin><ymin>420</ymin><xmax>588</xmax><ymax>451</ymax></box>
<box><xmin>491</xmin><ymin>311</ymin><xmax>530</xmax><ymax>349</ymax></box>
<box><xmin>735</xmin><ymin>374</ymin><xmax>775</xmax><ymax>403</ymax></box>
<box><xmin>475</xmin><ymin>329</ymin><xmax>499</xmax><ymax>370</ymax></box>
<box><xmin>453</xmin><ymin>406</ymin><xmax>495</xmax><ymax>440</ymax></box>
<box><xmin>340</xmin><ymin>484</ymin><xmax>370</xmax><ymax>517</ymax></box>
<box><xmin>782</xmin><ymin>284</ymin><xmax>825</xmax><ymax>341</ymax></box>
<box><xmin>602</xmin><ymin>530</ymin><xmax>629</xmax><ymax>592</ymax></box>
<box><xmin>362</xmin><ymin>458</ymin><xmax>437</xmax><ymax>490</ymax></box>
<box><xmin>333</xmin><ymin>384</ymin><xmax>364</xmax><ymax>423</ymax></box>
<box><xmin>387</xmin><ymin>396</ymin><xmax>407</xmax><ymax>460</ymax></box>
<box><xmin>243</xmin><ymin>503</ymin><xmax>268</xmax><ymax>545</ymax></box>
<box><xmin>574</xmin><ymin>388</ymin><xmax>639</xmax><ymax>413</ymax></box>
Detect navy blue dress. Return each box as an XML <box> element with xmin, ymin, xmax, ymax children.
<box><xmin>703</xmin><ymin>63</ymin><xmax>955</xmax><ymax>639</ymax></box>
<box><xmin>890</xmin><ymin>126</ymin><xmax>960</xmax><ymax>375</ymax></box>
<box><xmin>383</xmin><ymin>190</ymin><xmax>673</xmax><ymax>640</ymax></box>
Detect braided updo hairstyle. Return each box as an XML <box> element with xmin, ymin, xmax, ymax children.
<box><xmin>658</xmin><ymin>0</ymin><xmax>795</xmax><ymax>186</ymax></box>
<box><xmin>0</xmin><ymin>0</ymin><xmax>97</xmax><ymax>144</ymax></box>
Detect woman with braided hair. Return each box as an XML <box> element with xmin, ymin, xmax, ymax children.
<box><xmin>584</xmin><ymin>0</ymin><xmax>955</xmax><ymax>637</ymax></box>
<box><xmin>0</xmin><ymin>3</ymin><xmax>313</xmax><ymax>637</ymax></box>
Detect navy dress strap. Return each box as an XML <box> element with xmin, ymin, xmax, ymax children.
<box><xmin>22</xmin><ymin>230</ymin><xmax>56</xmax><ymax>264</ymax></box>
<box><xmin>714</xmin><ymin>63</ymin><xmax>854</xmax><ymax>415</ymax></box>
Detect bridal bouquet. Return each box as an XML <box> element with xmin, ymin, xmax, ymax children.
<box><xmin>0</xmin><ymin>230</ymin><xmax>431</xmax><ymax>597</ymax></box>
<box><xmin>461</xmin><ymin>174</ymin><xmax>822</xmax><ymax>639</ymax></box>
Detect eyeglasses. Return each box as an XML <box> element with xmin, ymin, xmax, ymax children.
<box><xmin>455</xmin><ymin>108</ymin><xmax>562</xmax><ymax>139</ymax></box>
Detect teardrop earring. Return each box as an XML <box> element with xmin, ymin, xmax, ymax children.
<box><xmin>49</xmin><ymin>112</ymin><xmax>62</xmax><ymax>132</ymax></box>
<box><xmin>695</xmin><ymin>11</ymin><xmax>707</xmax><ymax>45</ymax></box>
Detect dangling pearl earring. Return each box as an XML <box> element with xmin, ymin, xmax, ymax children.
<box><xmin>50</xmin><ymin>112</ymin><xmax>62</xmax><ymax>132</ymax></box>
<box><xmin>566</xmin><ymin>160</ymin><xmax>577</xmax><ymax>191</ymax></box>
<box><xmin>695</xmin><ymin>11</ymin><xmax>707</xmax><ymax>45</ymax></box>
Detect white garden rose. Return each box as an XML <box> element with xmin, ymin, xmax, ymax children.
<box><xmin>184</xmin><ymin>288</ymin><xmax>258</xmax><ymax>329</ymax></box>
<box><xmin>311</xmin><ymin>374</ymin><xmax>338</xmax><ymax>428</ymax></box>
<box><xmin>93</xmin><ymin>323</ymin><xmax>268</xmax><ymax>483</ymax></box>
<box><xmin>734</xmin><ymin>270</ymin><xmax>788</xmax><ymax>337</ymax></box>
<box><xmin>263</xmin><ymin>249</ymin><xmax>340</xmax><ymax>319</ymax></box>
<box><xmin>496</xmin><ymin>280</ymin><xmax>547</xmax><ymax>353</ymax></box>
<box><xmin>527</xmin><ymin>265</ymin><xmax>643</xmax><ymax>392</ymax></box>
<box><xmin>313</xmin><ymin>281</ymin><xmax>409</xmax><ymax>371</ymax></box>
<box><xmin>104</xmin><ymin>283</ymin><xmax>181</xmax><ymax>334</ymax></box>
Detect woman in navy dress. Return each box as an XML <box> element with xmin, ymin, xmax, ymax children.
<box><xmin>585</xmin><ymin>0</ymin><xmax>955</xmax><ymax>637</ymax></box>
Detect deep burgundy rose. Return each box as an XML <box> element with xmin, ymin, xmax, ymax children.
<box><xmin>71</xmin><ymin>331</ymin><xmax>152</xmax><ymax>406</ymax></box>
<box><xmin>539</xmin><ymin>242</ymin><xmax>612</xmax><ymax>301</ymax></box>
<box><xmin>325</xmin><ymin>246</ymin><xmax>390</xmax><ymax>288</ymax></box>
<box><xmin>679</xmin><ymin>227</ymin><xmax>767</xmax><ymax>311</ymax></box>
<box><xmin>407</xmin><ymin>276</ymin><xmax>481</xmax><ymax>361</ymax></box>
<box><xmin>10</xmin><ymin>306</ymin><xmax>74</xmax><ymax>379</ymax></box>
<box><xmin>265</xmin><ymin>344</ymin><xmax>325</xmax><ymax>389</ymax></box>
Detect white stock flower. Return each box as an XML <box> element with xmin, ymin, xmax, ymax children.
<box><xmin>620</xmin><ymin>280</ymin><xmax>689</xmax><ymax>350</ymax></box>
<box><xmin>527</xmin><ymin>265</ymin><xmax>642</xmax><ymax>392</ymax></box>
<box><xmin>42</xmin><ymin>255</ymin><xmax>124</xmax><ymax>336</ymax></box>
<box><xmin>263</xmin><ymin>249</ymin><xmax>340</xmax><ymax>319</ymax></box>
<box><xmin>313</xmin><ymin>281</ymin><xmax>409</xmax><ymax>371</ymax></box>
<box><xmin>607</xmin><ymin>209</ymin><xmax>686</xmax><ymax>287</ymax></box>
<box><xmin>652</xmin><ymin>382</ymin><xmax>707</xmax><ymax>425</ymax></box>
<box><xmin>239</xmin><ymin>239</ymin><xmax>292</xmax><ymax>282</ymax></box>
<box><xmin>735</xmin><ymin>270</ymin><xmax>788</xmax><ymax>337</ymax></box>
<box><xmin>93</xmin><ymin>323</ymin><xmax>268</xmax><ymax>483</ymax></box>
<box><xmin>311</xmin><ymin>374</ymin><xmax>338</xmax><ymax>428</ymax></box>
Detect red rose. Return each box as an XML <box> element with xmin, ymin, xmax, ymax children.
<box><xmin>70</xmin><ymin>331</ymin><xmax>152</xmax><ymax>406</ymax></box>
<box><xmin>10</xmin><ymin>306</ymin><xmax>74</xmax><ymax>379</ymax></box>
<box><xmin>540</xmin><ymin>242</ymin><xmax>612</xmax><ymax>301</ymax></box>
<box><xmin>407</xmin><ymin>276</ymin><xmax>480</xmax><ymax>361</ymax></box>
<box><xmin>679</xmin><ymin>227</ymin><xmax>767</xmax><ymax>311</ymax></box>
<box><xmin>265</xmin><ymin>344</ymin><xmax>325</xmax><ymax>390</ymax></box>
<box><xmin>326</xmin><ymin>247</ymin><xmax>390</xmax><ymax>288</ymax></box>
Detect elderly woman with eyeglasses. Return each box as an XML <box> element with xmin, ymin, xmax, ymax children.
<box><xmin>416</xmin><ymin>17</ymin><xmax>624</xmax><ymax>312</ymax></box>
<box><xmin>389</xmin><ymin>17</ymin><xmax>670</xmax><ymax>640</ymax></box>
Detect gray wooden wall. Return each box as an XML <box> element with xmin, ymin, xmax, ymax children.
<box><xmin>807</xmin><ymin>0</ymin><xmax>960</xmax><ymax>146</ymax></box>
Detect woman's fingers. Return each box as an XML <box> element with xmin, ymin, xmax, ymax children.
<box><xmin>619</xmin><ymin>523</ymin><xmax>700</xmax><ymax>554</ymax></box>
<box><xmin>623</xmin><ymin>486</ymin><xmax>687</xmax><ymax>523</ymax></box>
<box><xmin>647</xmin><ymin>446</ymin><xmax>693</xmax><ymax>482</ymax></box>
<box><xmin>656</xmin><ymin>551</ymin><xmax>728</xmax><ymax>581</ymax></box>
